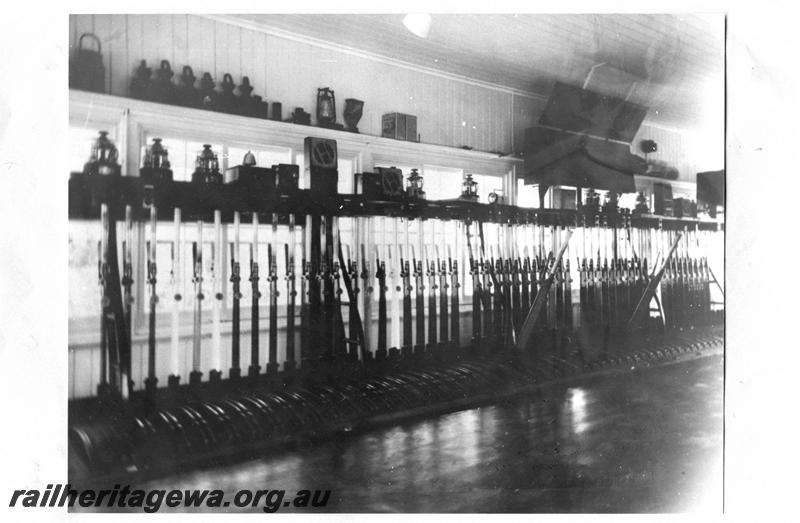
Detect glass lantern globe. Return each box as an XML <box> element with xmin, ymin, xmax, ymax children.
<box><xmin>461</xmin><ymin>173</ymin><xmax>479</xmax><ymax>200</ymax></box>
<box><xmin>192</xmin><ymin>144</ymin><xmax>222</xmax><ymax>185</ymax></box>
<box><xmin>139</xmin><ymin>137</ymin><xmax>173</xmax><ymax>182</ymax></box>
<box><xmin>84</xmin><ymin>130</ymin><xmax>121</xmax><ymax>176</ymax></box>
<box><xmin>406</xmin><ymin>168</ymin><xmax>425</xmax><ymax>199</ymax></box>
<box><xmin>142</xmin><ymin>138</ymin><xmax>170</xmax><ymax>169</ymax></box>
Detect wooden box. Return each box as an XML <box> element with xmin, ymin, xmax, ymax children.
<box><xmin>382</xmin><ymin>113</ymin><xmax>418</xmax><ymax>142</ymax></box>
<box><xmin>225</xmin><ymin>165</ymin><xmax>274</xmax><ymax>187</ymax></box>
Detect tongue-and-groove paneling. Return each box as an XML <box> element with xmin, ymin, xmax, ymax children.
<box><xmin>70</xmin><ymin>14</ymin><xmax>521</xmax><ymax>155</ymax></box>
<box><xmin>70</xmin><ymin>13</ymin><xmax>710</xmax><ymax>177</ymax></box>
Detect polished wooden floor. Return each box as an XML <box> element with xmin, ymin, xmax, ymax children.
<box><xmin>106</xmin><ymin>354</ymin><xmax>724</xmax><ymax>513</ymax></box>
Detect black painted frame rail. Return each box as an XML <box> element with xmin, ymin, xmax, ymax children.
<box><xmin>69</xmin><ymin>173</ymin><xmax>724</xmax><ymax>232</ymax></box>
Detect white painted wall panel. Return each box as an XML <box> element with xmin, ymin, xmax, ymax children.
<box><xmin>191</xmin><ymin>15</ymin><xmax>217</xmax><ymax>82</ymax></box>
<box><xmin>125</xmin><ymin>15</ymin><xmax>144</xmax><ymax>98</ymax></box>
<box><xmin>106</xmin><ymin>15</ymin><xmax>129</xmax><ymax>97</ymax></box>
<box><xmin>69</xmin><ymin>13</ymin><xmax>716</xmax><ymax>167</ymax></box>
<box><xmin>511</xmin><ymin>94</ymin><xmax>547</xmax><ymax>154</ymax></box>
<box><xmin>634</xmin><ymin>124</ymin><xmax>712</xmax><ymax>182</ymax></box>
<box><xmin>70</xmin><ymin>14</ymin><xmax>519</xmax><ymax>153</ymax></box>
<box><xmin>172</xmin><ymin>14</ymin><xmax>189</xmax><ymax>78</ymax></box>
<box><xmin>140</xmin><ymin>16</ymin><xmax>161</xmax><ymax>75</ymax></box>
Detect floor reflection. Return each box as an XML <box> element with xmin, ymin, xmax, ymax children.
<box><xmin>126</xmin><ymin>355</ymin><xmax>723</xmax><ymax>513</ymax></box>
<box><xmin>565</xmin><ymin>387</ymin><xmax>591</xmax><ymax>435</ymax></box>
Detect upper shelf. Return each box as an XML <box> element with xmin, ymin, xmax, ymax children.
<box><xmin>68</xmin><ymin>173</ymin><xmax>724</xmax><ymax>232</ymax></box>
<box><xmin>69</xmin><ymin>89</ymin><xmax>523</xmax><ymax>177</ymax></box>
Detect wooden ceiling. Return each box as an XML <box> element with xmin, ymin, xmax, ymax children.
<box><xmin>231</xmin><ymin>13</ymin><xmax>724</xmax><ymax>131</ymax></box>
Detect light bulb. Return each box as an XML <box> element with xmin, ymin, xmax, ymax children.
<box><xmin>403</xmin><ymin>14</ymin><xmax>432</xmax><ymax>39</ymax></box>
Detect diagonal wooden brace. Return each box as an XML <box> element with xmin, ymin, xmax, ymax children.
<box><xmin>627</xmin><ymin>232</ymin><xmax>682</xmax><ymax>328</ymax></box>
<box><xmin>515</xmin><ymin>229</ymin><xmax>573</xmax><ymax>350</ymax></box>
<box><xmin>707</xmin><ymin>265</ymin><xmax>725</xmax><ymax>298</ymax></box>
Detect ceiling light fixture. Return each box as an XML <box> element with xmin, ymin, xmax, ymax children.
<box><xmin>403</xmin><ymin>14</ymin><xmax>432</xmax><ymax>38</ymax></box>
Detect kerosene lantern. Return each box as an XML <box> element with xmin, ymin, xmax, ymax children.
<box><xmin>317</xmin><ymin>87</ymin><xmax>337</xmax><ymax>128</ymax></box>
<box><xmin>192</xmin><ymin>144</ymin><xmax>222</xmax><ymax>185</ymax></box>
<box><xmin>406</xmin><ymin>168</ymin><xmax>425</xmax><ymax>200</ymax></box>
<box><xmin>602</xmin><ymin>191</ymin><xmax>619</xmax><ymax>214</ymax></box>
<box><xmin>460</xmin><ymin>173</ymin><xmax>479</xmax><ymax>201</ymax></box>
<box><xmin>140</xmin><ymin>138</ymin><xmax>173</xmax><ymax>183</ymax></box>
<box><xmin>83</xmin><ymin>131</ymin><xmax>121</xmax><ymax>176</ymax></box>
<box><xmin>585</xmin><ymin>188</ymin><xmax>601</xmax><ymax>214</ymax></box>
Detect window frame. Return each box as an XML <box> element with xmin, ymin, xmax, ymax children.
<box><xmin>68</xmin><ymin>91</ymin><xmax>522</xmax><ymax>347</ymax></box>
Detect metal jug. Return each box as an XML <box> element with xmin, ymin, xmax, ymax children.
<box><xmin>236</xmin><ymin>76</ymin><xmax>255</xmax><ymax>116</ymax></box>
<box><xmin>199</xmin><ymin>72</ymin><xmax>217</xmax><ymax>111</ymax></box>
<box><xmin>218</xmin><ymin>73</ymin><xmax>237</xmax><ymax>114</ymax></box>
<box><xmin>150</xmin><ymin>60</ymin><xmax>177</xmax><ymax>105</ymax></box>
<box><xmin>130</xmin><ymin>60</ymin><xmax>152</xmax><ymax>100</ymax></box>
<box><xmin>176</xmin><ymin>65</ymin><xmax>201</xmax><ymax>108</ymax></box>
<box><xmin>69</xmin><ymin>33</ymin><xmax>105</xmax><ymax>93</ymax></box>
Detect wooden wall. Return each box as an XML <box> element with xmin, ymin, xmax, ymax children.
<box><xmin>70</xmin><ymin>14</ymin><xmax>522</xmax><ymax>155</ymax></box>
<box><xmin>633</xmin><ymin>124</ymin><xmax>716</xmax><ymax>183</ymax></box>
<box><xmin>69</xmin><ymin>14</ymin><xmax>709</xmax><ymax>178</ymax></box>
<box><xmin>68</xmin><ymin>14</ymin><xmax>714</xmax><ymax>398</ymax></box>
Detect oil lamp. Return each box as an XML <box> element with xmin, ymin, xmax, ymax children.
<box><xmin>406</xmin><ymin>168</ymin><xmax>425</xmax><ymax>200</ymax></box>
<box><xmin>317</xmin><ymin>87</ymin><xmax>337</xmax><ymax>128</ymax></box>
<box><xmin>634</xmin><ymin>191</ymin><xmax>650</xmax><ymax>214</ymax></box>
<box><xmin>192</xmin><ymin>144</ymin><xmax>222</xmax><ymax>185</ymax></box>
<box><xmin>460</xmin><ymin>173</ymin><xmax>479</xmax><ymax>201</ymax></box>
<box><xmin>144</xmin><ymin>138</ymin><xmax>169</xmax><ymax>169</ymax></box>
<box><xmin>602</xmin><ymin>191</ymin><xmax>619</xmax><ymax>214</ymax></box>
<box><xmin>585</xmin><ymin>188</ymin><xmax>601</xmax><ymax>214</ymax></box>
<box><xmin>83</xmin><ymin>131</ymin><xmax>121</xmax><ymax>176</ymax></box>
<box><xmin>140</xmin><ymin>138</ymin><xmax>173</xmax><ymax>182</ymax></box>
